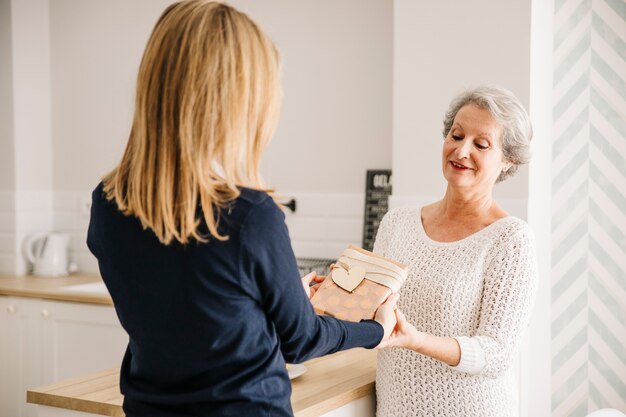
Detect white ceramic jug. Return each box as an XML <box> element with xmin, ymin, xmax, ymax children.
<box><xmin>24</xmin><ymin>232</ymin><xmax>77</xmax><ymax>276</ymax></box>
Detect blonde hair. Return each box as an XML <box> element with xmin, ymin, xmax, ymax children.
<box><xmin>103</xmin><ymin>1</ymin><xmax>281</xmax><ymax>244</ymax></box>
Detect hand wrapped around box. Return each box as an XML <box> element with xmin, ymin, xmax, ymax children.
<box><xmin>310</xmin><ymin>245</ymin><xmax>408</xmax><ymax>321</ymax></box>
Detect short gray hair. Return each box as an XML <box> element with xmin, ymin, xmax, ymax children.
<box><xmin>442</xmin><ymin>85</ymin><xmax>533</xmax><ymax>183</ymax></box>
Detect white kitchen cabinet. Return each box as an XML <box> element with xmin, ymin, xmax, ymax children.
<box><xmin>0</xmin><ymin>297</ymin><xmax>42</xmax><ymax>417</ymax></box>
<box><xmin>0</xmin><ymin>296</ymin><xmax>127</xmax><ymax>417</ymax></box>
<box><xmin>40</xmin><ymin>299</ymin><xmax>128</xmax><ymax>383</ymax></box>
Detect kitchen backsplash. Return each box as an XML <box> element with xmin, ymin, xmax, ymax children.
<box><xmin>0</xmin><ymin>189</ymin><xmax>532</xmax><ymax>276</ymax></box>
<box><xmin>0</xmin><ymin>190</ymin><xmax>55</xmax><ymax>275</ymax></box>
<box><xmin>282</xmin><ymin>192</ymin><xmax>365</xmax><ymax>260</ymax></box>
<box><xmin>0</xmin><ymin>190</ymin><xmax>16</xmax><ymax>273</ymax></box>
<box><xmin>0</xmin><ymin>189</ymin><xmax>529</xmax><ymax>276</ymax></box>
<box><xmin>53</xmin><ymin>190</ymin><xmax>97</xmax><ymax>273</ymax></box>
<box><xmin>50</xmin><ymin>191</ymin><xmax>368</xmax><ymax>274</ymax></box>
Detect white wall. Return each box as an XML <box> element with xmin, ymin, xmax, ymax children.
<box><xmin>1</xmin><ymin>0</ymin><xmax>54</xmax><ymax>275</ymax></box>
<box><xmin>45</xmin><ymin>0</ymin><xmax>393</xmax><ymax>268</ymax></box>
<box><xmin>49</xmin><ymin>0</ymin><xmax>393</xmax><ymax>194</ymax></box>
<box><xmin>235</xmin><ymin>0</ymin><xmax>393</xmax><ymax>194</ymax></box>
<box><xmin>0</xmin><ymin>0</ymin><xmax>16</xmax><ymax>274</ymax></box>
<box><xmin>0</xmin><ymin>0</ymin><xmax>15</xmax><ymax>191</ymax></box>
<box><xmin>12</xmin><ymin>0</ymin><xmax>53</xmax><ymax>192</ymax></box>
<box><xmin>49</xmin><ymin>0</ymin><xmax>169</xmax><ymax>192</ymax></box>
<box><xmin>392</xmin><ymin>0</ymin><xmax>531</xmax><ymax>219</ymax></box>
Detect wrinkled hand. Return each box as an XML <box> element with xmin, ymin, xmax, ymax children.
<box><xmin>301</xmin><ymin>272</ymin><xmax>326</xmax><ymax>299</ymax></box>
<box><xmin>374</xmin><ymin>293</ymin><xmax>399</xmax><ymax>347</ymax></box>
<box><xmin>377</xmin><ymin>308</ymin><xmax>423</xmax><ymax>350</ymax></box>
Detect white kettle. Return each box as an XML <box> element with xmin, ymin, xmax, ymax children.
<box><xmin>24</xmin><ymin>232</ymin><xmax>77</xmax><ymax>277</ymax></box>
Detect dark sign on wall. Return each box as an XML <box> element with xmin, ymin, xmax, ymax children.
<box><xmin>362</xmin><ymin>170</ymin><xmax>392</xmax><ymax>251</ymax></box>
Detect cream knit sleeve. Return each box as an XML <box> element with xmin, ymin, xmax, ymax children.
<box><xmin>452</xmin><ymin>222</ymin><xmax>539</xmax><ymax>378</ymax></box>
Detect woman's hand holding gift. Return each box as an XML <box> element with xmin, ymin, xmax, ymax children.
<box><xmin>374</xmin><ymin>293</ymin><xmax>400</xmax><ymax>347</ymax></box>
<box><xmin>301</xmin><ymin>272</ymin><xmax>326</xmax><ymax>300</ymax></box>
<box><xmin>303</xmin><ymin>270</ymin><xmax>401</xmax><ymax>348</ymax></box>
<box><xmin>377</xmin><ymin>309</ymin><xmax>461</xmax><ymax>366</ymax></box>
<box><xmin>377</xmin><ymin>308</ymin><xmax>422</xmax><ymax>350</ymax></box>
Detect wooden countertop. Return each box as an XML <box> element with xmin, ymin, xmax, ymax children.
<box><xmin>0</xmin><ymin>274</ymin><xmax>112</xmax><ymax>305</ymax></box>
<box><xmin>27</xmin><ymin>348</ymin><xmax>377</xmax><ymax>417</ymax></box>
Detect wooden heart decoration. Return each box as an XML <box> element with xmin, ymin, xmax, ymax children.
<box><xmin>331</xmin><ymin>265</ymin><xmax>366</xmax><ymax>292</ymax></box>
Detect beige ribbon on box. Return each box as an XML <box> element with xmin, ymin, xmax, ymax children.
<box><xmin>331</xmin><ymin>248</ymin><xmax>407</xmax><ymax>293</ymax></box>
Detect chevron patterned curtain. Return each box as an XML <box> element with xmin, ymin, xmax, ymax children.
<box><xmin>551</xmin><ymin>0</ymin><xmax>626</xmax><ymax>415</ymax></box>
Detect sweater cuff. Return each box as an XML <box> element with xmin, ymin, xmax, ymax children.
<box><xmin>359</xmin><ymin>319</ymin><xmax>384</xmax><ymax>348</ymax></box>
<box><xmin>449</xmin><ymin>336</ymin><xmax>486</xmax><ymax>374</ymax></box>
<box><xmin>337</xmin><ymin>319</ymin><xmax>384</xmax><ymax>349</ymax></box>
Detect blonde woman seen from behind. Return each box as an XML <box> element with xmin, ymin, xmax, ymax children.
<box><xmin>374</xmin><ymin>86</ymin><xmax>539</xmax><ymax>417</ymax></box>
<box><xmin>87</xmin><ymin>2</ymin><xmax>397</xmax><ymax>416</ymax></box>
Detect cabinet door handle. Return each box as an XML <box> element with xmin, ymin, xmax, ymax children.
<box><xmin>41</xmin><ymin>309</ymin><xmax>50</xmax><ymax>318</ymax></box>
<box><xmin>6</xmin><ymin>305</ymin><xmax>16</xmax><ymax>314</ymax></box>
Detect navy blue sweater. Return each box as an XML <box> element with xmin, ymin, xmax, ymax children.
<box><xmin>87</xmin><ymin>183</ymin><xmax>383</xmax><ymax>417</ymax></box>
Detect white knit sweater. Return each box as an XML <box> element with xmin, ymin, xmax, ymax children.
<box><xmin>374</xmin><ymin>207</ymin><xmax>538</xmax><ymax>417</ymax></box>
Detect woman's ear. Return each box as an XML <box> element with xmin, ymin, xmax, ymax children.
<box><xmin>502</xmin><ymin>160</ymin><xmax>513</xmax><ymax>172</ymax></box>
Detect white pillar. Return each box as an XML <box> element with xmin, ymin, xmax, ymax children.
<box><xmin>0</xmin><ymin>0</ymin><xmax>17</xmax><ymax>273</ymax></box>
<box><xmin>1</xmin><ymin>0</ymin><xmax>54</xmax><ymax>275</ymax></box>
<box><xmin>525</xmin><ymin>0</ymin><xmax>554</xmax><ymax>416</ymax></box>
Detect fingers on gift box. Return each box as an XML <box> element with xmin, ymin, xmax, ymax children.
<box><xmin>310</xmin><ymin>245</ymin><xmax>408</xmax><ymax>322</ymax></box>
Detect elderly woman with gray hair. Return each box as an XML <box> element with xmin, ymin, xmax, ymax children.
<box><xmin>374</xmin><ymin>86</ymin><xmax>538</xmax><ymax>417</ymax></box>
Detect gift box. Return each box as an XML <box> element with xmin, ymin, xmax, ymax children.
<box><xmin>310</xmin><ymin>245</ymin><xmax>408</xmax><ymax>321</ymax></box>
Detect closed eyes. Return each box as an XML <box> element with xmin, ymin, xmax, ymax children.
<box><xmin>450</xmin><ymin>134</ymin><xmax>489</xmax><ymax>150</ymax></box>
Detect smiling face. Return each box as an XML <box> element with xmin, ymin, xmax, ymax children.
<box><xmin>442</xmin><ymin>104</ymin><xmax>512</xmax><ymax>194</ymax></box>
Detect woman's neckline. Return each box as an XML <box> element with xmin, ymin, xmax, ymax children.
<box><xmin>415</xmin><ymin>206</ymin><xmax>514</xmax><ymax>246</ymax></box>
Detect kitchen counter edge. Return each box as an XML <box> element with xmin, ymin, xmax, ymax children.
<box><xmin>0</xmin><ymin>274</ymin><xmax>112</xmax><ymax>305</ymax></box>
<box><xmin>27</xmin><ymin>348</ymin><xmax>377</xmax><ymax>417</ymax></box>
